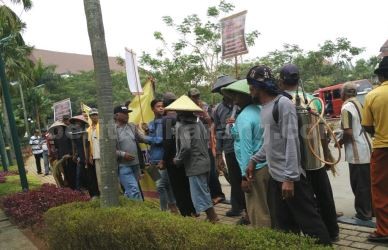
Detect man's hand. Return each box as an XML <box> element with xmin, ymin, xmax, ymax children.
<box><xmin>141</xmin><ymin>123</ymin><xmax>149</xmax><ymax>134</ymax></box>
<box><xmin>216</xmin><ymin>154</ymin><xmax>225</xmax><ymax>174</ymax></box>
<box><xmin>282</xmin><ymin>181</ymin><xmax>294</xmax><ymax>200</ymax></box>
<box><xmin>157</xmin><ymin>160</ymin><xmax>166</xmax><ymax>170</ymax></box>
<box><xmin>89</xmin><ymin>155</ymin><xmax>94</xmax><ymax>166</ymax></box>
<box><xmin>226</xmin><ymin>117</ymin><xmax>235</xmax><ymax>124</ymax></box>
<box><xmin>123</xmin><ymin>153</ymin><xmax>135</xmax><ymax>161</ymax></box>
<box><xmin>245</xmin><ymin>161</ymin><xmax>255</xmax><ymax>180</ymax></box>
<box><xmin>241</xmin><ymin>178</ymin><xmax>252</xmax><ymax>193</ymax></box>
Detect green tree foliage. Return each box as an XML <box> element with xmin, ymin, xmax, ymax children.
<box><xmin>254</xmin><ymin>37</ymin><xmax>377</xmax><ymax>92</ymax></box>
<box><xmin>140</xmin><ymin>0</ymin><xmax>259</xmax><ymax>99</ymax></box>
<box><xmin>47</xmin><ymin>71</ymin><xmax>133</xmax><ymax>115</ymax></box>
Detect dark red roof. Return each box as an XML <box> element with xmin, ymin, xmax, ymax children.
<box><xmin>30</xmin><ymin>49</ymin><xmax>124</xmax><ymax>74</ymax></box>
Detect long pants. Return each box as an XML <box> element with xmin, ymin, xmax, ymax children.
<box><xmin>86</xmin><ymin>164</ymin><xmax>100</xmax><ymax>197</ymax></box>
<box><xmin>42</xmin><ymin>151</ymin><xmax>50</xmax><ymax>174</ymax></box>
<box><xmin>94</xmin><ymin>159</ymin><xmax>101</xmax><ymax>192</ymax></box>
<box><xmin>224</xmin><ymin>152</ymin><xmax>246</xmax><ymax>211</ymax></box>
<box><xmin>166</xmin><ymin>162</ymin><xmax>196</xmax><ymax>216</ymax></box>
<box><xmin>306</xmin><ymin>167</ymin><xmax>339</xmax><ymax>238</ymax></box>
<box><xmin>208</xmin><ymin>149</ymin><xmax>225</xmax><ymax>199</ymax></box>
<box><xmin>63</xmin><ymin>160</ymin><xmax>77</xmax><ymax>189</ymax></box>
<box><xmin>245</xmin><ymin>166</ymin><xmax>271</xmax><ymax>228</ymax></box>
<box><xmin>371</xmin><ymin>148</ymin><xmax>388</xmax><ymax>236</ymax></box>
<box><xmin>349</xmin><ymin>163</ymin><xmax>372</xmax><ymax>220</ymax></box>
<box><xmin>118</xmin><ymin>164</ymin><xmax>142</xmax><ymax>200</ymax></box>
<box><xmin>33</xmin><ymin>153</ymin><xmax>42</xmax><ymax>174</ymax></box>
<box><xmin>157</xmin><ymin>169</ymin><xmax>176</xmax><ymax>211</ymax></box>
<box><xmin>269</xmin><ymin>176</ymin><xmax>331</xmax><ymax>245</ymax></box>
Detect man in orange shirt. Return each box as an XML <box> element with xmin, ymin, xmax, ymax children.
<box><xmin>362</xmin><ymin>56</ymin><xmax>388</xmax><ymax>242</ymax></box>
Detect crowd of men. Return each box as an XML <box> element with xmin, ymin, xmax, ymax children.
<box><xmin>30</xmin><ymin>56</ymin><xmax>388</xmax><ymax>245</ymax></box>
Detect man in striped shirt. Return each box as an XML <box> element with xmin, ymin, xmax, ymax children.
<box><xmin>340</xmin><ymin>82</ymin><xmax>373</xmax><ymax>221</ymax></box>
<box><xmin>29</xmin><ymin>129</ymin><xmax>43</xmax><ymax>174</ymax></box>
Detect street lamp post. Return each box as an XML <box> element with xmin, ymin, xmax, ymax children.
<box><xmin>10</xmin><ymin>81</ymin><xmax>30</xmax><ymax>137</ymax></box>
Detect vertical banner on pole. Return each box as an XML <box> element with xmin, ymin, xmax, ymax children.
<box><xmin>220</xmin><ymin>11</ymin><xmax>249</xmax><ymax>60</ymax></box>
<box><xmin>125</xmin><ymin>48</ymin><xmax>143</xmax><ymax>94</ymax></box>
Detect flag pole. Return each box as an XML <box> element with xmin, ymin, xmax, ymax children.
<box><xmin>126</xmin><ymin>48</ymin><xmax>145</xmax><ymax>124</ymax></box>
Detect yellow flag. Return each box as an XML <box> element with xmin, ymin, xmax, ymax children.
<box><xmin>128</xmin><ymin>80</ymin><xmax>155</xmax><ymax>125</ymax></box>
<box><xmin>81</xmin><ymin>103</ymin><xmax>92</xmax><ymax>125</ymax></box>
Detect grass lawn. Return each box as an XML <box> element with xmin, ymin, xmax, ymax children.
<box><xmin>0</xmin><ymin>166</ymin><xmax>41</xmax><ymax>197</ymax></box>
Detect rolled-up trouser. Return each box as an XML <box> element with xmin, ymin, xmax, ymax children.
<box><xmin>188</xmin><ymin>173</ymin><xmax>213</xmax><ymax>214</ymax></box>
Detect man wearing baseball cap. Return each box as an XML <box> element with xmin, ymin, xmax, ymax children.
<box><xmin>87</xmin><ymin>108</ymin><xmax>101</xmax><ymax>195</ymax></box>
<box><xmin>246</xmin><ymin>65</ymin><xmax>331</xmax><ymax>245</ymax></box>
<box><xmin>278</xmin><ymin>64</ymin><xmax>339</xmax><ymax>242</ymax></box>
<box><xmin>114</xmin><ymin>105</ymin><xmax>145</xmax><ymax>200</ymax></box>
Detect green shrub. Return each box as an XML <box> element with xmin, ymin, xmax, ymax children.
<box><xmin>44</xmin><ymin>198</ymin><xmax>330</xmax><ymax>250</ymax></box>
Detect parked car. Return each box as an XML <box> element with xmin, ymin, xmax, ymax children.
<box><xmin>313</xmin><ymin>79</ymin><xmax>372</xmax><ymax>118</ymax></box>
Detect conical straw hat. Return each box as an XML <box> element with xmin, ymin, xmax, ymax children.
<box><xmin>164</xmin><ymin>95</ymin><xmax>203</xmax><ymax>112</ymax></box>
<box><xmin>221</xmin><ymin>79</ymin><xmax>250</xmax><ymax>98</ymax></box>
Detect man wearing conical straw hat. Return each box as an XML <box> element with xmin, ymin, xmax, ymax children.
<box><xmin>165</xmin><ymin>95</ymin><xmax>219</xmax><ymax>223</ymax></box>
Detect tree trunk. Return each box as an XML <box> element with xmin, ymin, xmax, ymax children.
<box><xmin>83</xmin><ymin>0</ymin><xmax>119</xmax><ymax>207</ymax></box>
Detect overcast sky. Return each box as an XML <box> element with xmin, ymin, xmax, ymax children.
<box><xmin>9</xmin><ymin>0</ymin><xmax>388</xmax><ymax>60</ymax></box>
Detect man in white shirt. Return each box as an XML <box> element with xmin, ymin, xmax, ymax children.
<box><xmin>29</xmin><ymin>129</ymin><xmax>43</xmax><ymax>174</ymax></box>
<box><xmin>340</xmin><ymin>82</ymin><xmax>373</xmax><ymax>221</ymax></box>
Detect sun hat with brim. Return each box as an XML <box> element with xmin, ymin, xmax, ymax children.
<box><xmin>212</xmin><ymin>75</ymin><xmax>236</xmax><ymax>93</ymax></box>
<box><xmin>164</xmin><ymin>95</ymin><xmax>203</xmax><ymax>112</ymax></box>
<box><xmin>48</xmin><ymin>121</ymin><xmax>67</xmax><ymax>132</ymax></box>
<box><xmin>69</xmin><ymin>115</ymin><xmax>88</xmax><ymax>124</ymax></box>
<box><xmin>221</xmin><ymin>79</ymin><xmax>250</xmax><ymax>99</ymax></box>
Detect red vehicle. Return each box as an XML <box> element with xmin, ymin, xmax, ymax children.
<box><xmin>313</xmin><ymin>79</ymin><xmax>372</xmax><ymax>118</ymax></box>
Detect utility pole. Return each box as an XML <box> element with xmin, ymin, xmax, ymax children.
<box><xmin>0</xmin><ymin>52</ymin><xmax>28</xmax><ymax>190</ymax></box>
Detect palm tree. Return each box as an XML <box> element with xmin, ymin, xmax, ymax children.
<box><xmin>83</xmin><ymin>0</ymin><xmax>119</xmax><ymax>207</ymax></box>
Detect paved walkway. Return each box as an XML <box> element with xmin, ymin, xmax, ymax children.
<box><xmin>0</xmin><ymin>210</ymin><xmax>37</xmax><ymax>250</ymax></box>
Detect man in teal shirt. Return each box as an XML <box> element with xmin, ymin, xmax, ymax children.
<box><xmin>222</xmin><ymin>79</ymin><xmax>271</xmax><ymax>228</ymax></box>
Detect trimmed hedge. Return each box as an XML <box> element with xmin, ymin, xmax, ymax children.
<box><xmin>44</xmin><ymin>199</ymin><xmax>330</xmax><ymax>250</ymax></box>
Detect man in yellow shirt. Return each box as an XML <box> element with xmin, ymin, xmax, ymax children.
<box><xmin>362</xmin><ymin>56</ymin><xmax>388</xmax><ymax>242</ymax></box>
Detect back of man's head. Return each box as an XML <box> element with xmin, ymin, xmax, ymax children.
<box><xmin>279</xmin><ymin>64</ymin><xmax>299</xmax><ymax>87</ymax></box>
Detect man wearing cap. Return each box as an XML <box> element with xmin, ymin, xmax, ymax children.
<box><xmin>223</xmin><ymin>79</ymin><xmax>270</xmax><ymax>228</ymax></box>
<box><xmin>167</xmin><ymin>95</ymin><xmax>219</xmax><ymax>223</ymax></box>
<box><xmin>188</xmin><ymin>88</ymin><xmax>225</xmax><ymax>205</ymax></box>
<box><xmin>114</xmin><ymin>105</ymin><xmax>145</xmax><ymax>200</ymax></box>
<box><xmin>212</xmin><ymin>75</ymin><xmax>246</xmax><ymax>218</ymax></box>
<box><xmin>161</xmin><ymin>93</ymin><xmax>196</xmax><ymax>216</ymax></box>
<box><xmin>87</xmin><ymin>108</ymin><xmax>101</xmax><ymax>193</ymax></box>
<box><xmin>340</xmin><ymin>82</ymin><xmax>373</xmax><ymax>222</ymax></box>
<box><xmin>277</xmin><ymin>64</ymin><xmax>339</xmax><ymax>241</ymax></box>
<box><xmin>362</xmin><ymin>56</ymin><xmax>388</xmax><ymax>242</ymax></box>
<box><xmin>246</xmin><ymin>65</ymin><xmax>331</xmax><ymax>245</ymax></box>
<box><xmin>29</xmin><ymin>129</ymin><xmax>43</xmax><ymax>174</ymax></box>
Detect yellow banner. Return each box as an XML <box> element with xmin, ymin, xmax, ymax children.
<box><xmin>128</xmin><ymin>80</ymin><xmax>155</xmax><ymax>125</ymax></box>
